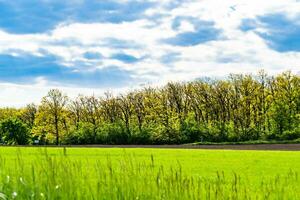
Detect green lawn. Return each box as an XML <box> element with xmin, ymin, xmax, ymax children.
<box><xmin>0</xmin><ymin>147</ymin><xmax>299</xmax><ymax>199</ymax></box>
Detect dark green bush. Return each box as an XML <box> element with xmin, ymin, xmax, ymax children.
<box><xmin>281</xmin><ymin>129</ymin><xmax>300</xmax><ymax>140</ymax></box>
<box><xmin>0</xmin><ymin>118</ymin><xmax>30</xmax><ymax>145</ymax></box>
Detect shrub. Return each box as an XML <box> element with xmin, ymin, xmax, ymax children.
<box><xmin>281</xmin><ymin>129</ymin><xmax>300</xmax><ymax>140</ymax></box>
<box><xmin>0</xmin><ymin>118</ymin><xmax>30</xmax><ymax>145</ymax></box>
<box><xmin>98</xmin><ymin>122</ymin><xmax>129</xmax><ymax>144</ymax></box>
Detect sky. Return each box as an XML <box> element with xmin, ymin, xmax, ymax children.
<box><xmin>0</xmin><ymin>0</ymin><xmax>300</xmax><ymax>107</ymax></box>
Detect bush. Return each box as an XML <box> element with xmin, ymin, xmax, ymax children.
<box><xmin>98</xmin><ymin>122</ymin><xmax>129</xmax><ymax>144</ymax></box>
<box><xmin>239</xmin><ymin>128</ymin><xmax>260</xmax><ymax>141</ymax></box>
<box><xmin>129</xmin><ymin>126</ymin><xmax>152</xmax><ymax>144</ymax></box>
<box><xmin>0</xmin><ymin>118</ymin><xmax>30</xmax><ymax>145</ymax></box>
<box><xmin>281</xmin><ymin>129</ymin><xmax>300</xmax><ymax>140</ymax></box>
<box><xmin>64</xmin><ymin>122</ymin><xmax>99</xmax><ymax>144</ymax></box>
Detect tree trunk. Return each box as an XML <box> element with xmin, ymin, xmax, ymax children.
<box><xmin>55</xmin><ymin>115</ymin><xmax>59</xmax><ymax>145</ymax></box>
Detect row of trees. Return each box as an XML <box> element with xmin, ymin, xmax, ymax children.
<box><xmin>0</xmin><ymin>71</ymin><xmax>300</xmax><ymax>145</ymax></box>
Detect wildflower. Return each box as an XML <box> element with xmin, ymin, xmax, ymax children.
<box><xmin>12</xmin><ymin>192</ymin><xmax>17</xmax><ymax>198</ymax></box>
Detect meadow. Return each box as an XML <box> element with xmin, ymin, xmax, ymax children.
<box><xmin>0</xmin><ymin>147</ymin><xmax>299</xmax><ymax>199</ymax></box>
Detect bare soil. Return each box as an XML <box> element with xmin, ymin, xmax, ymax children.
<box><xmin>28</xmin><ymin>143</ymin><xmax>300</xmax><ymax>151</ymax></box>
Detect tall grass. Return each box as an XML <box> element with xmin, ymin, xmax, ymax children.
<box><xmin>0</xmin><ymin>148</ymin><xmax>299</xmax><ymax>199</ymax></box>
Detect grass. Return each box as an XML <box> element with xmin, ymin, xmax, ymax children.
<box><xmin>0</xmin><ymin>147</ymin><xmax>299</xmax><ymax>199</ymax></box>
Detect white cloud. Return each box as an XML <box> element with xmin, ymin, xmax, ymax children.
<box><xmin>0</xmin><ymin>81</ymin><xmax>133</xmax><ymax>108</ymax></box>
<box><xmin>0</xmin><ymin>0</ymin><xmax>300</xmax><ymax>106</ymax></box>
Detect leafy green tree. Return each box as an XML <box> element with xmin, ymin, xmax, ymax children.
<box><xmin>0</xmin><ymin>118</ymin><xmax>30</xmax><ymax>145</ymax></box>
<box><xmin>1</xmin><ymin>71</ymin><xmax>300</xmax><ymax>145</ymax></box>
<box><xmin>38</xmin><ymin>89</ymin><xmax>68</xmax><ymax>145</ymax></box>
<box><xmin>20</xmin><ymin>103</ymin><xmax>37</xmax><ymax>129</ymax></box>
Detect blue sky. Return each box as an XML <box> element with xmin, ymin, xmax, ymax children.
<box><xmin>0</xmin><ymin>0</ymin><xmax>300</xmax><ymax>106</ymax></box>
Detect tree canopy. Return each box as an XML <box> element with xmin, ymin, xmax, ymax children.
<box><xmin>0</xmin><ymin>71</ymin><xmax>299</xmax><ymax>145</ymax></box>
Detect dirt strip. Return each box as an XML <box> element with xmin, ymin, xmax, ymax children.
<box><xmin>86</xmin><ymin>144</ymin><xmax>300</xmax><ymax>151</ymax></box>
<box><xmin>7</xmin><ymin>144</ymin><xmax>300</xmax><ymax>151</ymax></box>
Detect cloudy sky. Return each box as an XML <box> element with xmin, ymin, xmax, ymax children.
<box><xmin>0</xmin><ymin>0</ymin><xmax>299</xmax><ymax>107</ymax></box>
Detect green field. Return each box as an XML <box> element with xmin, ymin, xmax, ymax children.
<box><xmin>0</xmin><ymin>147</ymin><xmax>300</xmax><ymax>199</ymax></box>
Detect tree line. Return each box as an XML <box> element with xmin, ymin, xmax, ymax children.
<box><xmin>0</xmin><ymin>71</ymin><xmax>300</xmax><ymax>145</ymax></box>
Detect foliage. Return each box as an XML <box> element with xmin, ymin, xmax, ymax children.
<box><xmin>0</xmin><ymin>118</ymin><xmax>30</xmax><ymax>145</ymax></box>
<box><xmin>1</xmin><ymin>71</ymin><xmax>300</xmax><ymax>145</ymax></box>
